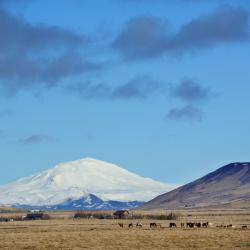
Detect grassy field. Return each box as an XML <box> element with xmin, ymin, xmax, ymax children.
<box><xmin>0</xmin><ymin>210</ymin><xmax>250</xmax><ymax>249</ymax></box>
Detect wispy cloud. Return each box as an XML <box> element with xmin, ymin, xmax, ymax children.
<box><xmin>113</xmin><ymin>6</ymin><xmax>249</xmax><ymax>60</ymax></box>
<box><xmin>167</xmin><ymin>105</ymin><xmax>203</xmax><ymax>122</ymax></box>
<box><xmin>111</xmin><ymin>76</ymin><xmax>164</xmax><ymax>99</ymax></box>
<box><xmin>68</xmin><ymin>81</ymin><xmax>112</xmax><ymax>99</ymax></box>
<box><xmin>69</xmin><ymin>75</ymin><xmax>214</xmax><ymax>122</ymax></box>
<box><xmin>68</xmin><ymin>75</ymin><xmax>165</xmax><ymax>100</ymax></box>
<box><xmin>170</xmin><ymin>78</ymin><xmax>212</xmax><ymax>102</ymax></box>
<box><xmin>18</xmin><ymin>134</ymin><xmax>56</xmax><ymax>145</ymax></box>
<box><xmin>167</xmin><ymin>79</ymin><xmax>213</xmax><ymax>121</ymax></box>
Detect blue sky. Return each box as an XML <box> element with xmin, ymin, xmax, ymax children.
<box><xmin>0</xmin><ymin>0</ymin><xmax>250</xmax><ymax>185</ymax></box>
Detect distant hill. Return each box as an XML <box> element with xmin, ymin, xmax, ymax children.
<box><xmin>140</xmin><ymin>162</ymin><xmax>250</xmax><ymax>210</ymax></box>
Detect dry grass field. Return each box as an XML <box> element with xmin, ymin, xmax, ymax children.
<box><xmin>0</xmin><ymin>210</ymin><xmax>250</xmax><ymax>250</ymax></box>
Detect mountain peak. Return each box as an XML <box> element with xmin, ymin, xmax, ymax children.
<box><xmin>56</xmin><ymin>157</ymin><xmax>121</xmax><ymax>170</ymax></box>
<box><xmin>203</xmin><ymin>162</ymin><xmax>250</xmax><ymax>183</ymax></box>
<box><xmin>0</xmin><ymin>157</ymin><xmax>178</xmax><ymax>208</ymax></box>
<box><xmin>77</xmin><ymin>157</ymin><xmax>104</xmax><ymax>163</ymax></box>
<box><xmin>224</xmin><ymin>162</ymin><xmax>250</xmax><ymax>168</ymax></box>
<box><xmin>56</xmin><ymin>157</ymin><xmax>102</xmax><ymax>166</ymax></box>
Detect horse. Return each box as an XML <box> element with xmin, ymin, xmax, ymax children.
<box><xmin>118</xmin><ymin>222</ymin><xmax>124</xmax><ymax>228</ymax></box>
<box><xmin>202</xmin><ymin>222</ymin><xmax>209</xmax><ymax>228</ymax></box>
<box><xmin>150</xmin><ymin>222</ymin><xmax>157</xmax><ymax>229</ymax></box>
<box><xmin>136</xmin><ymin>222</ymin><xmax>142</xmax><ymax>228</ymax></box>
<box><xmin>195</xmin><ymin>222</ymin><xmax>201</xmax><ymax>228</ymax></box>
<box><xmin>169</xmin><ymin>222</ymin><xmax>177</xmax><ymax>228</ymax></box>
<box><xmin>186</xmin><ymin>222</ymin><xmax>195</xmax><ymax>228</ymax></box>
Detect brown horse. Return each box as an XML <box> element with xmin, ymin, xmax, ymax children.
<box><xmin>118</xmin><ymin>222</ymin><xmax>124</xmax><ymax>228</ymax></box>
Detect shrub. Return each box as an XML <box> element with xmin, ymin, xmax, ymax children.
<box><xmin>139</xmin><ymin>212</ymin><xmax>179</xmax><ymax>220</ymax></box>
<box><xmin>74</xmin><ymin>211</ymin><xmax>113</xmax><ymax>219</ymax></box>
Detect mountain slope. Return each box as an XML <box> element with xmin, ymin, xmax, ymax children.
<box><xmin>0</xmin><ymin>157</ymin><xmax>177</xmax><ymax>210</ymax></box>
<box><xmin>141</xmin><ymin>162</ymin><xmax>250</xmax><ymax>210</ymax></box>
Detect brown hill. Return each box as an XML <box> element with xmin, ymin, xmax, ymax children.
<box><xmin>140</xmin><ymin>162</ymin><xmax>250</xmax><ymax>210</ymax></box>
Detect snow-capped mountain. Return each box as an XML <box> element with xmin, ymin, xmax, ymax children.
<box><xmin>0</xmin><ymin>157</ymin><xmax>178</xmax><ymax>210</ymax></box>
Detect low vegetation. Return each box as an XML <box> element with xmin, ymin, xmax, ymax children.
<box><xmin>0</xmin><ymin>210</ymin><xmax>249</xmax><ymax>249</ymax></box>
<box><xmin>74</xmin><ymin>210</ymin><xmax>114</xmax><ymax>219</ymax></box>
<box><xmin>0</xmin><ymin>206</ymin><xmax>25</xmax><ymax>214</ymax></box>
<box><xmin>74</xmin><ymin>210</ymin><xmax>180</xmax><ymax>220</ymax></box>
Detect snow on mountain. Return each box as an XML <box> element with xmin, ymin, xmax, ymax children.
<box><xmin>0</xmin><ymin>157</ymin><xmax>178</xmax><ymax>208</ymax></box>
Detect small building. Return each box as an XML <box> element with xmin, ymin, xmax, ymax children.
<box><xmin>113</xmin><ymin>210</ymin><xmax>130</xmax><ymax>219</ymax></box>
<box><xmin>24</xmin><ymin>212</ymin><xmax>49</xmax><ymax>220</ymax></box>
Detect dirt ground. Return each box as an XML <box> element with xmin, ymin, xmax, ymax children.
<box><xmin>0</xmin><ymin>210</ymin><xmax>250</xmax><ymax>250</ymax></box>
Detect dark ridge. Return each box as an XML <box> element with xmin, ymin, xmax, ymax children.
<box><xmin>140</xmin><ymin>162</ymin><xmax>250</xmax><ymax>210</ymax></box>
<box><xmin>190</xmin><ymin>162</ymin><xmax>250</xmax><ymax>184</ymax></box>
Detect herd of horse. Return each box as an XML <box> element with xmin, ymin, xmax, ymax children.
<box><xmin>117</xmin><ymin>221</ymin><xmax>248</xmax><ymax>229</ymax></box>
<box><xmin>118</xmin><ymin>221</ymin><xmax>210</xmax><ymax>229</ymax></box>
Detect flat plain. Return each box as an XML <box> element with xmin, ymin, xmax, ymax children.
<box><xmin>0</xmin><ymin>210</ymin><xmax>250</xmax><ymax>250</ymax></box>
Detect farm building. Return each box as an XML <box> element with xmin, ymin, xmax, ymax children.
<box><xmin>113</xmin><ymin>210</ymin><xmax>130</xmax><ymax>219</ymax></box>
<box><xmin>24</xmin><ymin>212</ymin><xmax>49</xmax><ymax>220</ymax></box>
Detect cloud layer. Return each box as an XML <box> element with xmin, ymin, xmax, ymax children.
<box><xmin>0</xmin><ymin>10</ymin><xmax>98</xmax><ymax>94</ymax></box>
<box><xmin>113</xmin><ymin>17</ymin><xmax>172</xmax><ymax>59</ymax></box>
<box><xmin>113</xmin><ymin>6</ymin><xmax>249</xmax><ymax>60</ymax></box>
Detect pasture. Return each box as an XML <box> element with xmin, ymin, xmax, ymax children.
<box><xmin>0</xmin><ymin>210</ymin><xmax>250</xmax><ymax>249</ymax></box>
